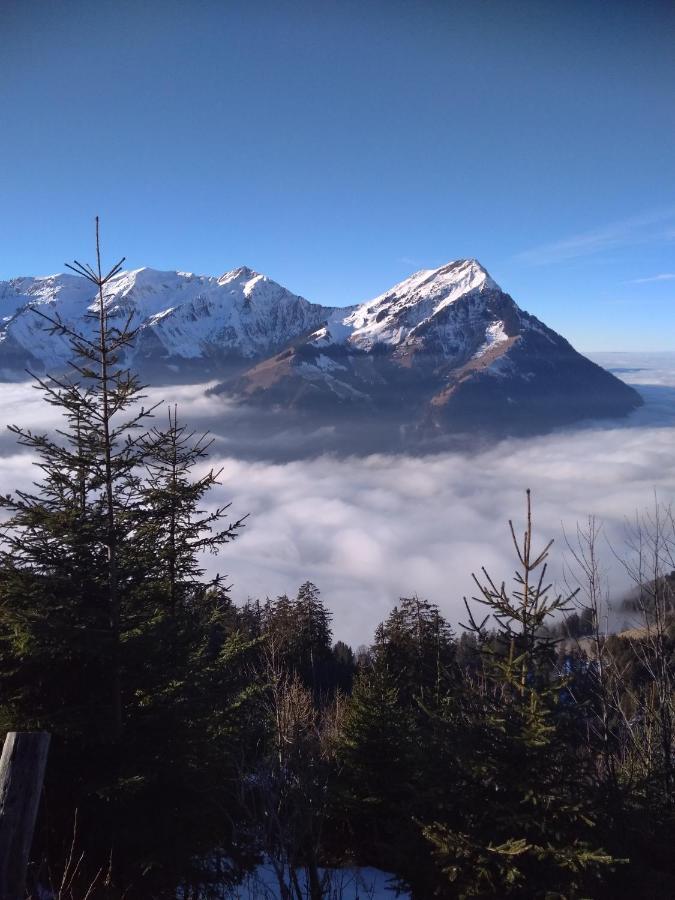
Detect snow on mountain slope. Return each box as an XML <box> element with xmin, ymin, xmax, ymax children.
<box><xmin>217</xmin><ymin>259</ymin><xmax>643</xmax><ymax>437</ymax></box>
<box><xmin>0</xmin><ymin>257</ymin><xmax>643</xmax><ymax>440</ymax></box>
<box><xmin>300</xmin><ymin>258</ymin><xmax>530</xmax><ymax>378</ymax></box>
<box><xmin>272</xmin><ymin>257</ymin><xmax>525</xmax><ymax>383</ymax></box>
<box><xmin>0</xmin><ymin>273</ymin><xmax>96</xmax><ymax>374</ymax></box>
<box><xmin>0</xmin><ymin>258</ymin><xmax>553</xmax><ymax>382</ymax></box>
<box><xmin>341</xmin><ymin>259</ymin><xmax>498</xmax><ymax>350</ymax></box>
<box><xmin>0</xmin><ymin>266</ymin><xmax>333</xmax><ymax>377</ymax></box>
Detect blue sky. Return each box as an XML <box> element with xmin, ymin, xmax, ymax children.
<box><xmin>1</xmin><ymin>0</ymin><xmax>674</xmax><ymax>350</ymax></box>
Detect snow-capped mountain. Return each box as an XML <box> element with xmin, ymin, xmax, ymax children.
<box><xmin>342</xmin><ymin>259</ymin><xmax>501</xmax><ymax>350</ymax></box>
<box><xmin>0</xmin><ymin>259</ymin><xmax>641</xmax><ymax>438</ymax></box>
<box><xmin>0</xmin><ymin>266</ymin><xmax>333</xmax><ymax>380</ymax></box>
<box><xmin>217</xmin><ymin>259</ymin><xmax>642</xmax><ymax>436</ymax></box>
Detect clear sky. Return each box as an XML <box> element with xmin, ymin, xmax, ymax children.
<box><xmin>1</xmin><ymin>0</ymin><xmax>674</xmax><ymax>350</ymax></box>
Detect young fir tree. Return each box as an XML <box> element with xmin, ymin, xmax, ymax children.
<box><xmin>422</xmin><ymin>490</ymin><xmax>617</xmax><ymax>898</ymax></box>
<box><xmin>0</xmin><ymin>229</ymin><xmax>148</xmax><ymax>742</ymax></box>
<box><xmin>335</xmin><ymin>663</ymin><xmax>418</xmax><ymax>878</ymax></box>
<box><xmin>331</xmin><ymin>600</ymin><xmax>459</xmax><ymax>895</ymax></box>
<box><xmin>0</xmin><ymin>221</ymin><xmax>257</xmax><ymax>897</ymax></box>
<box><xmin>136</xmin><ymin>404</ymin><xmax>246</xmax><ymax>612</ymax></box>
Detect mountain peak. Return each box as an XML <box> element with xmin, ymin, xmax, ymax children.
<box><xmin>341</xmin><ymin>258</ymin><xmax>502</xmax><ymax>350</ymax></box>
<box><xmin>218</xmin><ymin>265</ymin><xmax>261</xmax><ymax>285</ymax></box>
<box><xmin>422</xmin><ymin>258</ymin><xmax>498</xmax><ymax>291</ymax></box>
<box><xmin>371</xmin><ymin>258</ymin><xmax>500</xmax><ymax>307</ymax></box>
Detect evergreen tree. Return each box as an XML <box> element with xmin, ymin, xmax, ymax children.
<box><xmin>136</xmin><ymin>404</ymin><xmax>245</xmax><ymax>611</ymax></box>
<box><xmin>261</xmin><ymin>583</ymin><xmax>335</xmax><ymax>696</ymax></box>
<box><xmin>374</xmin><ymin>595</ymin><xmax>456</xmax><ymax>706</ymax></box>
<box><xmin>295</xmin><ymin>581</ymin><xmax>333</xmax><ymax>694</ymax></box>
<box><xmin>0</xmin><ymin>222</ymin><xmax>256</xmax><ymax>897</ymax></box>
<box><xmin>335</xmin><ymin>664</ymin><xmax>417</xmax><ymax>879</ymax></box>
<box><xmin>331</xmin><ymin>640</ymin><xmax>356</xmax><ymax>694</ymax></box>
<box><xmin>422</xmin><ymin>491</ymin><xmax>616</xmax><ymax>897</ymax></box>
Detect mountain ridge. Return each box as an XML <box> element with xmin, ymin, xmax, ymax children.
<box><xmin>0</xmin><ymin>264</ymin><xmax>334</xmax><ymax>379</ymax></box>
<box><xmin>0</xmin><ymin>259</ymin><xmax>642</xmax><ymax>439</ymax></box>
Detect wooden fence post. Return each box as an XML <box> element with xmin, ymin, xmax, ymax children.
<box><xmin>0</xmin><ymin>731</ymin><xmax>50</xmax><ymax>900</ymax></box>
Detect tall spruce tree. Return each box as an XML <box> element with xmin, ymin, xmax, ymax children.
<box><xmin>0</xmin><ymin>221</ymin><xmax>257</xmax><ymax>897</ymax></box>
<box><xmin>295</xmin><ymin>581</ymin><xmax>333</xmax><ymax>694</ymax></box>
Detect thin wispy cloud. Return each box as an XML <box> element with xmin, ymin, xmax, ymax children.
<box><xmin>628</xmin><ymin>273</ymin><xmax>675</xmax><ymax>284</ymax></box>
<box><xmin>516</xmin><ymin>207</ymin><xmax>675</xmax><ymax>266</ymax></box>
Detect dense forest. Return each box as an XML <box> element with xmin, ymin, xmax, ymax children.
<box><xmin>1</xmin><ymin>230</ymin><xmax>675</xmax><ymax>899</ymax></box>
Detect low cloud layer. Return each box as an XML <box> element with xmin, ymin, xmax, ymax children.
<box><xmin>2</xmin><ymin>354</ymin><xmax>675</xmax><ymax>646</ymax></box>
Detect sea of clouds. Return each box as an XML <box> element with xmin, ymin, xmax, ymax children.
<box><xmin>2</xmin><ymin>352</ymin><xmax>675</xmax><ymax>647</ymax></box>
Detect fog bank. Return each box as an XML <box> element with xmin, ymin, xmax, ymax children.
<box><xmin>2</xmin><ymin>352</ymin><xmax>675</xmax><ymax>645</ymax></box>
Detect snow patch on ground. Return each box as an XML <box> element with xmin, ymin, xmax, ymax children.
<box><xmin>223</xmin><ymin>863</ymin><xmax>410</xmax><ymax>899</ymax></box>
